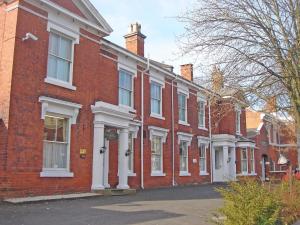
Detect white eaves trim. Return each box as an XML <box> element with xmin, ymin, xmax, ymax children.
<box><xmin>37</xmin><ymin>0</ymin><xmax>112</xmax><ymax>36</ymax></box>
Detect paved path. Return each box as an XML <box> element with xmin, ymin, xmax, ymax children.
<box><xmin>0</xmin><ymin>184</ymin><xmax>223</xmax><ymax>225</ymax></box>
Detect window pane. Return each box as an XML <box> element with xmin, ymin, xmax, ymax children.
<box><xmin>119</xmin><ymin>70</ymin><xmax>132</xmax><ymax>90</ymax></box>
<box><xmin>49</xmin><ymin>33</ymin><xmax>59</xmax><ymax>55</ymax></box>
<box><xmin>43</xmin><ymin>142</ymin><xmax>67</xmax><ymax>169</ymax></box>
<box><xmin>47</xmin><ymin>55</ymin><xmax>57</xmax><ymax>79</ymax></box>
<box><xmin>57</xmin><ymin>59</ymin><xmax>70</xmax><ymax>82</ymax></box>
<box><xmin>44</xmin><ymin>116</ymin><xmax>57</xmax><ymax>141</ymax></box>
<box><xmin>180</xmin><ymin>142</ymin><xmax>188</xmax><ymax>171</ymax></box>
<box><xmin>56</xmin><ymin>118</ymin><xmax>68</xmax><ymax>142</ymax></box>
<box><xmin>59</xmin><ymin>36</ymin><xmax>72</xmax><ymax>60</ymax></box>
<box><xmin>151</xmin><ymin>83</ymin><xmax>161</xmax><ymax>100</ymax></box>
<box><xmin>119</xmin><ymin>89</ymin><xmax>131</xmax><ymax>106</ymax></box>
<box><xmin>200</xmin><ymin>158</ymin><xmax>205</xmax><ymax>171</ymax></box>
<box><xmin>151</xmin><ymin>99</ymin><xmax>160</xmax><ymax>114</ymax></box>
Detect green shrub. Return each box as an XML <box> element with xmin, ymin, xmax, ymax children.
<box><xmin>216</xmin><ymin>179</ymin><xmax>282</xmax><ymax>225</ymax></box>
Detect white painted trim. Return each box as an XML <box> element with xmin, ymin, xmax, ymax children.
<box><xmin>179</xmin><ymin>171</ymin><xmax>191</xmax><ymax>176</ymax></box>
<box><xmin>150</xmin><ymin>113</ymin><xmax>165</xmax><ymax>120</ymax></box>
<box><xmin>44</xmin><ymin>78</ymin><xmax>77</xmax><ymax>91</ymax></box>
<box><xmin>177</xmin><ymin>132</ymin><xmax>193</xmax><ymax>145</ymax></box>
<box><xmin>197</xmin><ymin>136</ymin><xmax>210</xmax><ymax>147</ymax></box>
<box><xmin>148</xmin><ymin>126</ymin><xmax>169</xmax><ymax>143</ymax></box>
<box><xmin>200</xmin><ymin>172</ymin><xmax>209</xmax><ymax>176</ymax></box>
<box><xmin>236</xmin><ymin>142</ymin><xmax>256</xmax><ymax>148</ymax></box>
<box><xmin>37</xmin><ymin>0</ymin><xmax>111</xmax><ymax>35</ymax></box>
<box><xmin>47</xmin><ymin>21</ymin><xmax>79</xmax><ymax>44</ymax></box>
<box><xmin>40</xmin><ymin>170</ymin><xmax>74</xmax><ymax>178</ymax></box>
<box><xmin>149</xmin><ymin>73</ymin><xmax>165</xmax><ymax>88</ymax></box>
<box><xmin>177</xmin><ymin>82</ymin><xmax>190</xmax><ymax>97</ymax></box>
<box><xmin>179</xmin><ymin>121</ymin><xmax>190</xmax><ymax>127</ymax></box>
<box><xmin>198</xmin><ymin>99</ymin><xmax>207</xmax><ymax>129</ymax></box>
<box><xmin>128</xmin><ymin>172</ymin><xmax>137</xmax><ymax>177</ymax></box>
<box><xmin>151</xmin><ymin>172</ymin><xmax>166</xmax><ymax>177</ymax></box>
<box><xmin>118</xmin><ymin>68</ymin><xmax>136</xmax><ymax>110</ymax></box>
<box><xmin>39</xmin><ymin>96</ymin><xmax>82</xmax><ymax>124</ymax></box>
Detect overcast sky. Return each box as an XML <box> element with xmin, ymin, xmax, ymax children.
<box><xmin>90</xmin><ymin>0</ymin><xmax>197</xmax><ymax>74</ymax></box>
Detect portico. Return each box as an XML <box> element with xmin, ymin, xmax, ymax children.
<box><xmin>91</xmin><ymin>101</ymin><xmax>140</xmax><ymax>190</ymax></box>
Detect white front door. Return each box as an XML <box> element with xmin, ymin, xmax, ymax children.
<box><xmin>213</xmin><ymin>147</ymin><xmax>224</xmax><ymax>182</ymax></box>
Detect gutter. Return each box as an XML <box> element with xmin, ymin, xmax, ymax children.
<box><xmin>208</xmin><ymin>98</ymin><xmax>213</xmax><ymax>183</ymax></box>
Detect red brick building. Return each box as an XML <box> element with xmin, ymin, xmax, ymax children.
<box><xmin>0</xmin><ymin>0</ymin><xmax>269</xmax><ymax>198</ymax></box>
<box><xmin>246</xmin><ymin>108</ymin><xmax>298</xmax><ymax>181</ymax></box>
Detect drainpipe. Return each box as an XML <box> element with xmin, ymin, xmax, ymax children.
<box><xmin>140</xmin><ymin>57</ymin><xmax>150</xmax><ymax>189</ymax></box>
<box><xmin>208</xmin><ymin>98</ymin><xmax>213</xmax><ymax>183</ymax></box>
<box><xmin>171</xmin><ymin>75</ymin><xmax>179</xmax><ymax>186</ymax></box>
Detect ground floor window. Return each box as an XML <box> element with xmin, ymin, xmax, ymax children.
<box><xmin>180</xmin><ymin>141</ymin><xmax>189</xmax><ymax>173</ymax></box>
<box><xmin>128</xmin><ymin>133</ymin><xmax>134</xmax><ymax>173</ymax></box>
<box><xmin>151</xmin><ymin>136</ymin><xmax>163</xmax><ymax>173</ymax></box>
<box><xmin>43</xmin><ymin>115</ymin><xmax>69</xmax><ymax>170</ymax></box>
<box><xmin>241</xmin><ymin>148</ymin><xmax>248</xmax><ymax>174</ymax></box>
<box><xmin>199</xmin><ymin>143</ymin><xmax>206</xmax><ymax>174</ymax></box>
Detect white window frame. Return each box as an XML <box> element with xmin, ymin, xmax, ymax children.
<box><xmin>148</xmin><ymin>126</ymin><xmax>168</xmax><ymax>176</ymax></box>
<box><xmin>250</xmin><ymin>148</ymin><xmax>255</xmax><ymax>174</ymax></box>
<box><xmin>118</xmin><ymin>68</ymin><xmax>135</xmax><ymax>110</ymax></box>
<box><xmin>235</xmin><ymin>105</ymin><xmax>241</xmax><ymax>135</ymax></box>
<box><xmin>197</xmin><ymin>136</ymin><xmax>210</xmax><ymax>175</ymax></box>
<box><xmin>43</xmin><ymin>115</ymin><xmax>71</xmax><ymax>173</ymax></box>
<box><xmin>241</xmin><ymin>148</ymin><xmax>248</xmax><ymax>175</ymax></box>
<box><xmin>273</xmin><ymin>124</ymin><xmax>277</xmax><ymax>144</ymax></box>
<box><xmin>45</xmin><ymin>22</ymin><xmax>79</xmax><ymax>91</ymax></box>
<box><xmin>151</xmin><ymin>136</ymin><xmax>164</xmax><ymax>175</ymax></box>
<box><xmin>39</xmin><ymin>96</ymin><xmax>82</xmax><ymax>177</ymax></box>
<box><xmin>150</xmin><ymin>78</ymin><xmax>165</xmax><ymax>120</ymax></box>
<box><xmin>178</xmin><ymin>93</ymin><xmax>188</xmax><ymax>125</ymax></box>
<box><xmin>178</xmin><ymin>132</ymin><xmax>193</xmax><ymax>176</ymax></box>
<box><xmin>198</xmin><ymin>100</ymin><xmax>207</xmax><ymax>129</ymax></box>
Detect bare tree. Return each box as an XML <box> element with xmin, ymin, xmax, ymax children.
<box><xmin>178</xmin><ymin>0</ymin><xmax>300</xmax><ymax>165</ymax></box>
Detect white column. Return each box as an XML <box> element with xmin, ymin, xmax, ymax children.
<box><xmin>223</xmin><ymin>146</ymin><xmax>229</xmax><ymax>181</ymax></box>
<box><xmin>117</xmin><ymin>128</ymin><xmax>129</xmax><ymax>189</ymax></box>
<box><xmin>91</xmin><ymin>123</ymin><xmax>105</xmax><ymax>190</ymax></box>
<box><xmin>104</xmin><ymin>139</ymin><xmax>110</xmax><ymax>188</ymax></box>
<box><xmin>232</xmin><ymin>147</ymin><xmax>237</xmax><ymax>180</ymax></box>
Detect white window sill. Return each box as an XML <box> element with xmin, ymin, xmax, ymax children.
<box><xmin>236</xmin><ymin>132</ymin><xmax>241</xmax><ymax>136</ymax></box>
<box><xmin>40</xmin><ymin>170</ymin><xmax>74</xmax><ymax>178</ymax></box>
<box><xmin>45</xmin><ymin>77</ymin><xmax>76</xmax><ymax>91</ymax></box>
<box><xmin>128</xmin><ymin>172</ymin><xmax>136</xmax><ymax>177</ymax></box>
<box><xmin>198</xmin><ymin>126</ymin><xmax>208</xmax><ymax>131</ymax></box>
<box><xmin>150</xmin><ymin>113</ymin><xmax>165</xmax><ymax>120</ymax></box>
<box><xmin>200</xmin><ymin>172</ymin><xmax>209</xmax><ymax>176</ymax></box>
<box><xmin>237</xmin><ymin>173</ymin><xmax>257</xmax><ymax>176</ymax></box>
<box><xmin>270</xmin><ymin>171</ymin><xmax>286</xmax><ymax>173</ymax></box>
<box><xmin>179</xmin><ymin>171</ymin><xmax>191</xmax><ymax>176</ymax></box>
<box><xmin>179</xmin><ymin>121</ymin><xmax>190</xmax><ymax>126</ymax></box>
<box><xmin>118</xmin><ymin>104</ymin><xmax>137</xmax><ymax>113</ymax></box>
<box><xmin>151</xmin><ymin>172</ymin><xmax>166</xmax><ymax>177</ymax></box>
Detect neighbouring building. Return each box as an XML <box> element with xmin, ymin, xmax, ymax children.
<box><xmin>0</xmin><ymin>0</ymin><xmax>287</xmax><ymax>198</ymax></box>
<box><xmin>246</xmin><ymin>102</ymin><xmax>298</xmax><ymax>181</ymax></box>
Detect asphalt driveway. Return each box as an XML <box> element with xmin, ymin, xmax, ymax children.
<box><xmin>0</xmin><ymin>184</ymin><xmax>223</xmax><ymax>225</ymax></box>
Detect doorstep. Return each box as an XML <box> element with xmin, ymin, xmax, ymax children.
<box><xmin>4</xmin><ymin>192</ymin><xmax>102</xmax><ymax>204</ymax></box>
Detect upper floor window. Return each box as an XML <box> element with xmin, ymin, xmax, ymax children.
<box><xmin>151</xmin><ymin>82</ymin><xmax>162</xmax><ymax>115</ymax></box>
<box><xmin>47</xmin><ymin>32</ymin><xmax>73</xmax><ymax>83</ymax></box>
<box><xmin>178</xmin><ymin>93</ymin><xmax>187</xmax><ymax>122</ymax></box>
<box><xmin>119</xmin><ymin>69</ymin><xmax>133</xmax><ymax>107</ymax></box>
<box><xmin>236</xmin><ymin>109</ymin><xmax>241</xmax><ymax>134</ymax></box>
<box><xmin>198</xmin><ymin>101</ymin><xmax>206</xmax><ymax>128</ymax></box>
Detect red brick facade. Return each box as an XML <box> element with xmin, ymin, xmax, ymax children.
<box><xmin>0</xmin><ymin>0</ymin><xmax>294</xmax><ymax>199</ymax></box>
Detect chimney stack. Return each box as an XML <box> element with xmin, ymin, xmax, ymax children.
<box><xmin>124</xmin><ymin>22</ymin><xmax>146</xmax><ymax>57</ymax></box>
<box><xmin>265</xmin><ymin>96</ymin><xmax>277</xmax><ymax>113</ymax></box>
<box><xmin>211</xmin><ymin>65</ymin><xmax>224</xmax><ymax>92</ymax></box>
<box><xmin>180</xmin><ymin>64</ymin><xmax>193</xmax><ymax>81</ymax></box>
